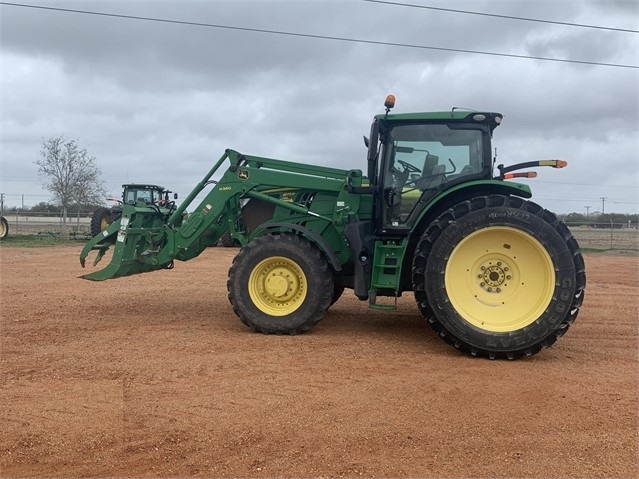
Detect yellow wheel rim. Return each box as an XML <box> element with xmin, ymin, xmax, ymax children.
<box><xmin>248</xmin><ymin>256</ymin><xmax>307</xmax><ymax>316</ymax></box>
<box><xmin>100</xmin><ymin>217</ymin><xmax>111</xmax><ymax>231</ymax></box>
<box><xmin>445</xmin><ymin>226</ymin><xmax>555</xmax><ymax>332</ymax></box>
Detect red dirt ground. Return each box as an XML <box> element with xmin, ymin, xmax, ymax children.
<box><xmin>1</xmin><ymin>245</ymin><xmax>637</xmax><ymax>478</ymax></box>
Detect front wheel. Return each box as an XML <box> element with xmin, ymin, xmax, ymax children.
<box><xmin>412</xmin><ymin>195</ymin><xmax>585</xmax><ymax>359</ymax></box>
<box><xmin>227</xmin><ymin>234</ymin><xmax>334</xmax><ymax>334</ymax></box>
<box><xmin>90</xmin><ymin>207</ymin><xmax>116</xmax><ymax>237</ymax></box>
<box><xmin>330</xmin><ymin>284</ymin><xmax>345</xmax><ymax>307</ymax></box>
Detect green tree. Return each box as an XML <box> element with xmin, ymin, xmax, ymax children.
<box><xmin>561</xmin><ymin>212</ymin><xmax>588</xmax><ymax>225</ymax></box>
<box><xmin>28</xmin><ymin>201</ymin><xmax>58</xmax><ymax>214</ymax></box>
<box><xmin>36</xmin><ymin>135</ymin><xmax>105</xmax><ymax>225</ymax></box>
<box><xmin>594</xmin><ymin>213</ymin><xmax>637</xmax><ymax>228</ymax></box>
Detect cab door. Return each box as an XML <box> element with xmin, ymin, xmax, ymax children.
<box><xmin>378</xmin><ymin>123</ymin><xmax>486</xmax><ymax>233</ymax></box>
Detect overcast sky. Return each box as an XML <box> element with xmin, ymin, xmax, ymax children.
<box><xmin>1</xmin><ymin>0</ymin><xmax>637</xmax><ymax>215</ymax></box>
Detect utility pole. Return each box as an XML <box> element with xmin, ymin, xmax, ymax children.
<box><xmin>600</xmin><ymin>197</ymin><xmax>607</xmax><ymax>215</ymax></box>
<box><xmin>585</xmin><ymin>205</ymin><xmax>591</xmax><ymax>221</ymax></box>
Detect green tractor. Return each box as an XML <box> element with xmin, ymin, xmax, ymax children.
<box><xmin>80</xmin><ymin>96</ymin><xmax>585</xmax><ymax>359</ymax></box>
<box><xmin>90</xmin><ymin>184</ymin><xmax>177</xmax><ymax>238</ymax></box>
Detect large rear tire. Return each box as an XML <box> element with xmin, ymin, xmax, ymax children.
<box><xmin>412</xmin><ymin>195</ymin><xmax>585</xmax><ymax>359</ymax></box>
<box><xmin>227</xmin><ymin>234</ymin><xmax>333</xmax><ymax>334</ymax></box>
<box><xmin>0</xmin><ymin>216</ymin><xmax>8</xmax><ymax>240</ymax></box>
<box><xmin>90</xmin><ymin>207</ymin><xmax>115</xmax><ymax>237</ymax></box>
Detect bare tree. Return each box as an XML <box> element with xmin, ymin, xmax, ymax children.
<box><xmin>36</xmin><ymin>135</ymin><xmax>105</xmax><ymax>225</ymax></box>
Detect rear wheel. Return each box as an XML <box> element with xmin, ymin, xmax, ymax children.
<box><xmin>0</xmin><ymin>216</ymin><xmax>8</xmax><ymax>240</ymax></box>
<box><xmin>227</xmin><ymin>234</ymin><xmax>333</xmax><ymax>334</ymax></box>
<box><xmin>90</xmin><ymin>207</ymin><xmax>115</xmax><ymax>237</ymax></box>
<box><xmin>412</xmin><ymin>195</ymin><xmax>585</xmax><ymax>359</ymax></box>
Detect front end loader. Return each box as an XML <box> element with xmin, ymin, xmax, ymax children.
<box><xmin>80</xmin><ymin>96</ymin><xmax>585</xmax><ymax>359</ymax></box>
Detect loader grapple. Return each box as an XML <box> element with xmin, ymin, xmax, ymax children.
<box><xmin>80</xmin><ymin>205</ymin><xmax>176</xmax><ymax>280</ymax></box>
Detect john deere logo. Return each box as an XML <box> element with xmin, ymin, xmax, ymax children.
<box><xmin>238</xmin><ymin>169</ymin><xmax>249</xmax><ymax>180</ymax></box>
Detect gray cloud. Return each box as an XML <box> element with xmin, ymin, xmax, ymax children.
<box><xmin>1</xmin><ymin>0</ymin><xmax>637</xmax><ymax>214</ymax></box>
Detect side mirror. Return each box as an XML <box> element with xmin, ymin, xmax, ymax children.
<box><xmin>173</xmin><ymin>193</ymin><xmax>178</xmax><ymax>200</ymax></box>
<box><xmin>363</xmin><ymin>136</ymin><xmax>369</xmax><ymax>148</ymax></box>
<box><xmin>395</xmin><ymin>146</ymin><xmax>414</xmax><ymax>154</ymax></box>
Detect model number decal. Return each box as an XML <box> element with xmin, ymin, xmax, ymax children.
<box><xmin>488</xmin><ymin>211</ymin><xmax>530</xmax><ymax>220</ymax></box>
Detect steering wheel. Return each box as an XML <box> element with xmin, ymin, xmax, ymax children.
<box><xmin>397</xmin><ymin>160</ymin><xmax>421</xmax><ymax>174</ymax></box>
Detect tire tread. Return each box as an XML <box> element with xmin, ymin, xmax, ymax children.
<box><xmin>412</xmin><ymin>194</ymin><xmax>586</xmax><ymax>360</ymax></box>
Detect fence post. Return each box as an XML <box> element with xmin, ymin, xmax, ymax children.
<box><xmin>610</xmin><ymin>219</ymin><xmax>614</xmax><ymax>249</ymax></box>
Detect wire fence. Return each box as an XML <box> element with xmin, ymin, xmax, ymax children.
<box><xmin>566</xmin><ymin>224</ymin><xmax>638</xmax><ymax>253</ymax></box>
<box><xmin>1</xmin><ymin>211</ymin><xmax>92</xmax><ymax>238</ymax></box>
<box><xmin>0</xmin><ymin>213</ymin><xmax>637</xmax><ymax>253</ymax></box>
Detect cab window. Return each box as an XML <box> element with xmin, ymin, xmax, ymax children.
<box><xmin>382</xmin><ymin>124</ymin><xmax>483</xmax><ymax>228</ymax></box>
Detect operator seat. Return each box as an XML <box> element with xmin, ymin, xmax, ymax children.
<box><xmin>418</xmin><ymin>154</ymin><xmax>446</xmax><ymax>190</ymax></box>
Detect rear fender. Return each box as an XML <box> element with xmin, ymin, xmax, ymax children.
<box><xmin>414</xmin><ymin>180</ymin><xmax>532</xmax><ymax>231</ymax></box>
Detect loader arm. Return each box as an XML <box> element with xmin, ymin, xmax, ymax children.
<box><xmin>80</xmin><ymin>149</ymin><xmax>353</xmax><ymax>280</ymax></box>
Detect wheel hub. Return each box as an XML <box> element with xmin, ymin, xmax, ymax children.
<box><xmin>264</xmin><ymin>268</ymin><xmax>298</xmax><ymax>301</ymax></box>
<box><xmin>477</xmin><ymin>261</ymin><xmax>512</xmax><ymax>293</ymax></box>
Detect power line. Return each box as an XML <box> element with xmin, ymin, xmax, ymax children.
<box><xmin>361</xmin><ymin>0</ymin><xmax>639</xmax><ymax>34</ymax></box>
<box><xmin>1</xmin><ymin>2</ymin><xmax>637</xmax><ymax>70</ymax></box>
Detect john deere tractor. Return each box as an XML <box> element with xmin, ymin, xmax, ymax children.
<box><xmin>80</xmin><ymin>96</ymin><xmax>585</xmax><ymax>359</ymax></box>
<box><xmin>90</xmin><ymin>184</ymin><xmax>177</xmax><ymax>238</ymax></box>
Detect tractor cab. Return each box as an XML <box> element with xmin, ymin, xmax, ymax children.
<box><xmin>122</xmin><ymin>184</ymin><xmax>177</xmax><ymax>206</ymax></box>
<box><xmin>367</xmin><ymin>96</ymin><xmax>503</xmax><ymax>233</ymax></box>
